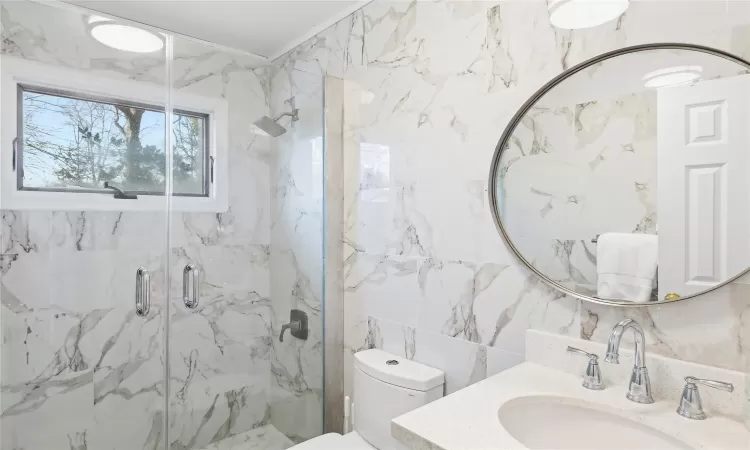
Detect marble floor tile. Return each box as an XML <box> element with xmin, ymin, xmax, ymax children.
<box><xmin>198</xmin><ymin>425</ymin><xmax>294</xmax><ymax>450</ymax></box>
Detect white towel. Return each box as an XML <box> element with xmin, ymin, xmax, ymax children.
<box><xmin>596</xmin><ymin>233</ymin><xmax>658</xmax><ymax>302</ymax></box>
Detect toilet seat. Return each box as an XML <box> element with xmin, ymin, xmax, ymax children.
<box><xmin>289</xmin><ymin>431</ymin><xmax>375</xmax><ymax>449</ymax></box>
<box><xmin>338</xmin><ymin>431</ymin><xmax>375</xmax><ymax>448</ymax></box>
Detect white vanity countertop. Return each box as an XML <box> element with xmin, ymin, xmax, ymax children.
<box><xmin>391</xmin><ymin>362</ymin><xmax>750</xmax><ymax>450</ymax></box>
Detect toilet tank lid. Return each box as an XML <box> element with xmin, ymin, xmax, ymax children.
<box><xmin>354</xmin><ymin>349</ymin><xmax>444</xmax><ymax>391</ymax></box>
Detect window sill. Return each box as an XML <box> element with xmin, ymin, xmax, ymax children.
<box><xmin>1</xmin><ymin>189</ymin><xmax>228</xmax><ymax>212</ymax></box>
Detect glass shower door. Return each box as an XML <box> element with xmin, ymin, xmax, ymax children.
<box><xmin>267</xmin><ymin>68</ymin><xmax>326</xmax><ymax>444</ymax></box>
<box><xmin>164</xmin><ymin>36</ymin><xmax>281</xmax><ymax>450</ymax></box>
<box><xmin>0</xmin><ymin>3</ymin><xmax>328</xmax><ymax>449</ymax></box>
<box><xmin>165</xmin><ymin>37</ymin><xmax>327</xmax><ymax>449</ymax></box>
<box><xmin>0</xmin><ymin>2</ymin><xmax>170</xmax><ymax>449</ymax></box>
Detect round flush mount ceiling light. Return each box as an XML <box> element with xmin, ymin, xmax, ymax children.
<box><xmin>88</xmin><ymin>16</ymin><xmax>164</xmax><ymax>53</ymax></box>
<box><xmin>643</xmin><ymin>66</ymin><xmax>703</xmax><ymax>88</ymax></box>
<box><xmin>549</xmin><ymin>0</ymin><xmax>630</xmax><ymax>29</ymax></box>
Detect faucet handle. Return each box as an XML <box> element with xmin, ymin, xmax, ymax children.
<box><xmin>566</xmin><ymin>346</ymin><xmax>604</xmax><ymax>390</ymax></box>
<box><xmin>685</xmin><ymin>376</ymin><xmax>733</xmax><ymax>392</ymax></box>
<box><xmin>567</xmin><ymin>346</ymin><xmax>598</xmax><ymax>361</ymax></box>
<box><xmin>677</xmin><ymin>376</ymin><xmax>734</xmax><ymax>420</ymax></box>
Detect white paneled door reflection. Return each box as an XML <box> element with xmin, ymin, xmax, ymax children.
<box><xmin>657</xmin><ymin>74</ymin><xmax>750</xmax><ymax>298</ymax></box>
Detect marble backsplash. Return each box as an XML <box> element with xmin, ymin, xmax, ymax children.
<box><xmin>272</xmin><ymin>0</ymin><xmax>750</xmax><ymax>429</ymax></box>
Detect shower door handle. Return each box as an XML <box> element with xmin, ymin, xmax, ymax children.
<box><xmin>135</xmin><ymin>267</ymin><xmax>151</xmax><ymax>317</ymax></box>
<box><xmin>183</xmin><ymin>263</ymin><xmax>200</xmax><ymax>309</ymax></box>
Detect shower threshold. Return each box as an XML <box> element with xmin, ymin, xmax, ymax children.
<box><xmin>198</xmin><ymin>424</ymin><xmax>294</xmax><ymax>450</ymax></box>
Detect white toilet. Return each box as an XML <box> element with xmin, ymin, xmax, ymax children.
<box><xmin>292</xmin><ymin>349</ymin><xmax>445</xmax><ymax>449</ymax></box>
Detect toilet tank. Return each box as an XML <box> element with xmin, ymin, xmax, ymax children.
<box><xmin>353</xmin><ymin>349</ymin><xmax>444</xmax><ymax>449</ymax></box>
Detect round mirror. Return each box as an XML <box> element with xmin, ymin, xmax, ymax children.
<box><xmin>490</xmin><ymin>44</ymin><xmax>750</xmax><ymax>306</ymax></box>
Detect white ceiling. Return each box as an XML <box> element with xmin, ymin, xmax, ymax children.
<box><xmin>64</xmin><ymin>0</ymin><xmax>366</xmax><ymax>60</ymax></box>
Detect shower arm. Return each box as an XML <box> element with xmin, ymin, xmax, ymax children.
<box><xmin>273</xmin><ymin>109</ymin><xmax>299</xmax><ymax>122</ymax></box>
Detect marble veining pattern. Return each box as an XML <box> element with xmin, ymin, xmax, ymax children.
<box><xmin>1</xmin><ymin>2</ymin><xmax>282</xmax><ymax>449</ymax></box>
<box><xmin>267</xmin><ymin>63</ymin><xmax>325</xmax><ymax>442</ymax></box>
<box><xmin>501</xmin><ymin>90</ymin><xmax>657</xmax><ymax>296</ymax></box>
<box><xmin>273</xmin><ymin>0</ymin><xmax>750</xmax><ymax>430</ymax></box>
<box><xmin>4</xmin><ymin>0</ymin><xmax>750</xmax><ymax>445</ymax></box>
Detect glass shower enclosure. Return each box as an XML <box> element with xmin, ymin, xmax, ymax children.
<box><xmin>0</xmin><ymin>2</ymin><xmax>325</xmax><ymax>449</ymax></box>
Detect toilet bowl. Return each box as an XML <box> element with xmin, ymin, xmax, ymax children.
<box><xmin>290</xmin><ymin>349</ymin><xmax>445</xmax><ymax>449</ymax></box>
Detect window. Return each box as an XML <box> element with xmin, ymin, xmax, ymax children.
<box><xmin>1</xmin><ymin>57</ymin><xmax>228</xmax><ymax>212</ymax></box>
<box><xmin>311</xmin><ymin>136</ymin><xmax>323</xmax><ymax>200</ymax></box>
<box><xmin>19</xmin><ymin>85</ymin><xmax>209</xmax><ymax>197</ymax></box>
<box><xmin>359</xmin><ymin>142</ymin><xmax>390</xmax><ymax>203</ymax></box>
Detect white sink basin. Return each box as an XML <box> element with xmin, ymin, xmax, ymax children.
<box><xmin>498</xmin><ymin>396</ymin><xmax>693</xmax><ymax>450</ymax></box>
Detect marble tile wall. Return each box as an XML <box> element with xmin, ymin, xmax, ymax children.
<box><xmin>272</xmin><ymin>0</ymin><xmax>750</xmax><ymax>430</ymax></box>
<box><xmin>500</xmin><ymin>90</ymin><xmax>657</xmax><ymax>296</ymax></box>
<box><xmin>0</xmin><ymin>2</ymin><xmax>276</xmax><ymax>449</ymax></box>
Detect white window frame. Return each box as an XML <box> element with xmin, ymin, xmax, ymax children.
<box><xmin>1</xmin><ymin>57</ymin><xmax>229</xmax><ymax>212</ymax></box>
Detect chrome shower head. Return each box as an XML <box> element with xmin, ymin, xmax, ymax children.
<box><xmin>252</xmin><ymin>109</ymin><xmax>299</xmax><ymax>137</ymax></box>
<box><xmin>253</xmin><ymin>116</ymin><xmax>287</xmax><ymax>137</ymax></box>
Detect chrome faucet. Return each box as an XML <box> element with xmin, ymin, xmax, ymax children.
<box><xmin>604</xmin><ymin>319</ymin><xmax>654</xmax><ymax>404</ymax></box>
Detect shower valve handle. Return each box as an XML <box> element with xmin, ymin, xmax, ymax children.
<box><xmin>279</xmin><ymin>320</ymin><xmax>301</xmax><ymax>342</ymax></box>
<box><xmin>279</xmin><ymin>309</ymin><xmax>308</xmax><ymax>342</ymax></box>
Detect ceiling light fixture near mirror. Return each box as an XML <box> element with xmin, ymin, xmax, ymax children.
<box><xmin>643</xmin><ymin>66</ymin><xmax>703</xmax><ymax>88</ymax></box>
<box><xmin>549</xmin><ymin>0</ymin><xmax>630</xmax><ymax>29</ymax></box>
<box><xmin>88</xmin><ymin>16</ymin><xmax>164</xmax><ymax>53</ymax></box>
